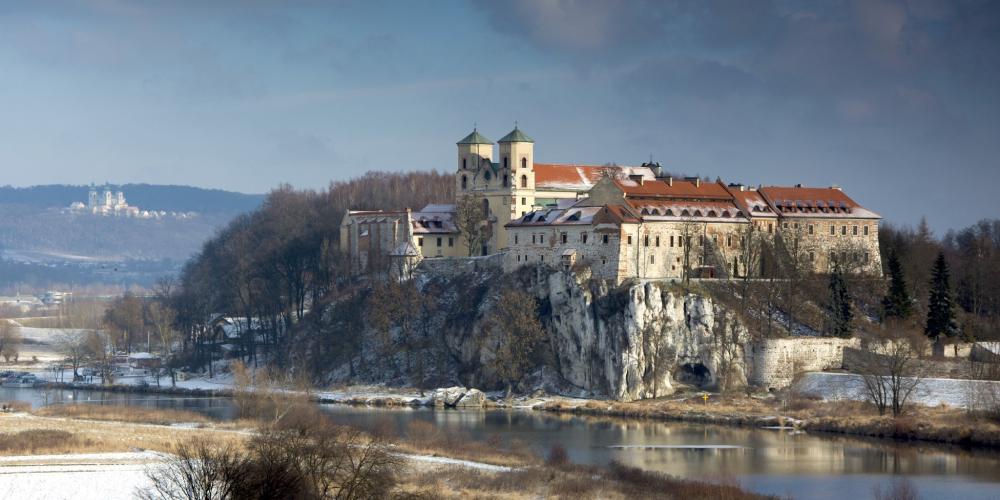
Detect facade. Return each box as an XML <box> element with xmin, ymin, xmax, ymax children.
<box><xmin>342</xmin><ymin>127</ymin><xmax>882</xmax><ymax>280</ymax></box>
<box><xmin>505</xmin><ymin>175</ymin><xmax>882</xmax><ymax>282</ymax></box>
<box><xmin>339</xmin><ymin>204</ymin><xmax>464</xmax><ymax>275</ymax></box>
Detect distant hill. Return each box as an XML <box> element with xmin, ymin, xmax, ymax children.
<box><xmin>0</xmin><ymin>184</ymin><xmax>265</xmax><ymax>214</ymax></box>
<box><xmin>0</xmin><ymin>184</ymin><xmax>265</xmax><ymax>288</ymax></box>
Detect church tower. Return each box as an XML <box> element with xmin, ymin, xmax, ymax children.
<box><xmin>456</xmin><ymin>128</ymin><xmax>493</xmax><ymax>195</ymax></box>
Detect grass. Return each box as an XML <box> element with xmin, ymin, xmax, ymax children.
<box><xmin>35</xmin><ymin>404</ymin><xmax>213</xmax><ymax>425</ymax></box>
<box><xmin>396</xmin><ymin>460</ymin><xmax>775</xmax><ymax>499</ymax></box>
<box><xmin>0</xmin><ymin>412</ymin><xmax>246</xmax><ymax>456</ymax></box>
<box><xmin>0</xmin><ymin>429</ymin><xmax>93</xmax><ymax>455</ymax></box>
<box><xmin>538</xmin><ymin>393</ymin><xmax>1000</xmax><ymax>448</ymax></box>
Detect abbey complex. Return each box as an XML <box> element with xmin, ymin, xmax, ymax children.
<box><xmin>340</xmin><ymin>127</ymin><xmax>882</xmax><ymax>281</ymax></box>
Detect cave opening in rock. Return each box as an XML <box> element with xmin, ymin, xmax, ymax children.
<box><xmin>675</xmin><ymin>363</ymin><xmax>712</xmax><ymax>388</ymax></box>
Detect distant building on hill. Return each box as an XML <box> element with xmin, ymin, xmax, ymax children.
<box><xmin>340</xmin><ymin>126</ymin><xmax>882</xmax><ymax>281</ymax></box>
<box><xmin>67</xmin><ymin>184</ymin><xmax>195</xmax><ymax>220</ymax></box>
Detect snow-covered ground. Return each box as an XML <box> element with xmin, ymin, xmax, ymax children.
<box><xmin>793</xmin><ymin>372</ymin><xmax>1000</xmax><ymax>408</ymax></box>
<box><xmin>0</xmin><ymin>452</ymin><xmax>158</xmax><ymax>500</ymax></box>
<box><xmin>0</xmin><ymin>450</ymin><xmax>512</xmax><ymax>499</ymax></box>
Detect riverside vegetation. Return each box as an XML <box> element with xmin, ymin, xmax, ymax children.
<box><xmin>0</xmin><ymin>394</ymin><xmax>774</xmax><ymax>500</ymax></box>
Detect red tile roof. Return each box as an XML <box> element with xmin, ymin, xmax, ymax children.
<box><xmin>533</xmin><ymin>163</ymin><xmax>618</xmax><ymax>190</ymax></box>
<box><xmin>616</xmin><ymin>178</ymin><xmax>731</xmax><ymax>200</ymax></box>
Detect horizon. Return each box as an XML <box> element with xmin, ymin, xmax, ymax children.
<box><xmin>1</xmin><ymin>1</ymin><xmax>998</xmax><ymax>234</ymax></box>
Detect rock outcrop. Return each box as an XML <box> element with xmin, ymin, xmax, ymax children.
<box><xmin>538</xmin><ymin>271</ymin><xmax>749</xmax><ymax>401</ymax></box>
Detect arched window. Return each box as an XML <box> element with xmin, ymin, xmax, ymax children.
<box><xmin>482</xmin><ymin>198</ymin><xmax>490</xmax><ymax>218</ymax></box>
<box><xmin>462</xmin><ymin>158</ymin><xmax>467</xmax><ymax>169</ymax></box>
<box><xmin>461</xmin><ymin>175</ymin><xmax>467</xmax><ymax>190</ymax></box>
<box><xmin>503</xmin><ymin>156</ymin><xmax>508</xmax><ymax>169</ymax></box>
<box><xmin>521</xmin><ymin>175</ymin><xmax>527</xmax><ymax>188</ymax></box>
<box><xmin>521</xmin><ymin>157</ymin><xmax>527</xmax><ymax>169</ymax></box>
<box><xmin>503</xmin><ymin>175</ymin><xmax>509</xmax><ymax>187</ymax></box>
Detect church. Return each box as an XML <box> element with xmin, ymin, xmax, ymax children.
<box><xmin>339</xmin><ymin>126</ymin><xmax>882</xmax><ymax>281</ymax></box>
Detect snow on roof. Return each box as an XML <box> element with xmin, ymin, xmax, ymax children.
<box><xmin>127</xmin><ymin>352</ymin><xmax>158</xmax><ymax>359</ymax></box>
<box><xmin>390</xmin><ymin>241</ymin><xmax>420</xmax><ymax>257</ymax></box>
<box><xmin>420</xmin><ymin>204</ymin><xmax>455</xmax><ymax>213</ymax></box>
<box><xmin>534</xmin><ymin>163</ymin><xmax>654</xmax><ymax>192</ymax></box>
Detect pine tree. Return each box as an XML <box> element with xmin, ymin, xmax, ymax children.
<box><xmin>925</xmin><ymin>252</ymin><xmax>958</xmax><ymax>340</ymax></box>
<box><xmin>882</xmin><ymin>251</ymin><xmax>913</xmax><ymax>320</ymax></box>
<box><xmin>826</xmin><ymin>265</ymin><xmax>854</xmax><ymax>338</ymax></box>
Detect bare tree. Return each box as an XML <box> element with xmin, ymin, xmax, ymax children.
<box><xmin>486</xmin><ymin>289</ymin><xmax>546</xmax><ymax>397</ymax></box>
<box><xmin>0</xmin><ymin>320</ymin><xmax>21</xmax><ymax>364</ymax></box>
<box><xmin>677</xmin><ymin>218</ymin><xmax>701</xmax><ymax>286</ymax></box>
<box><xmin>453</xmin><ymin>194</ymin><xmax>489</xmax><ymax>257</ymax></box>
<box><xmin>55</xmin><ymin>330</ymin><xmax>90</xmax><ymax>380</ymax></box>
<box><xmin>857</xmin><ymin>326</ymin><xmax>927</xmax><ymax>417</ymax></box>
<box><xmin>146</xmin><ymin>301</ymin><xmax>177</xmax><ymax>355</ymax></box>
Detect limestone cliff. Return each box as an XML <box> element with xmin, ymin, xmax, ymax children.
<box><xmin>532</xmin><ymin>270</ymin><xmax>749</xmax><ymax>401</ymax></box>
<box><xmin>421</xmin><ymin>266</ymin><xmax>750</xmax><ymax>401</ymax></box>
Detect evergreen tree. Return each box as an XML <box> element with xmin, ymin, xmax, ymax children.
<box><xmin>826</xmin><ymin>265</ymin><xmax>854</xmax><ymax>338</ymax></box>
<box><xmin>925</xmin><ymin>252</ymin><xmax>958</xmax><ymax>340</ymax></box>
<box><xmin>882</xmin><ymin>251</ymin><xmax>913</xmax><ymax>320</ymax></box>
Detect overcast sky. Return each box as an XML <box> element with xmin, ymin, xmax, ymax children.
<box><xmin>0</xmin><ymin>0</ymin><xmax>997</xmax><ymax>233</ymax></box>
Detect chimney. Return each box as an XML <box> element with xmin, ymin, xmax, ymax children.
<box><xmin>831</xmin><ymin>185</ymin><xmax>842</xmax><ymax>191</ymax></box>
<box><xmin>667</xmin><ymin>176</ymin><xmax>673</xmax><ymax>187</ymax></box>
<box><xmin>795</xmin><ymin>183</ymin><xmax>803</xmax><ymax>188</ymax></box>
<box><xmin>628</xmin><ymin>174</ymin><xmax>644</xmax><ymax>185</ymax></box>
<box><xmin>695</xmin><ymin>178</ymin><xmax>701</xmax><ymax>187</ymax></box>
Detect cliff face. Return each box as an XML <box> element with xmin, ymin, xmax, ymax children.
<box><xmin>537</xmin><ymin>271</ymin><xmax>748</xmax><ymax>401</ymax></box>
<box><xmin>427</xmin><ymin>267</ymin><xmax>749</xmax><ymax>401</ymax></box>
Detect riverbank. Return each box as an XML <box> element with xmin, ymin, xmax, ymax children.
<box><xmin>535</xmin><ymin>393</ymin><xmax>1000</xmax><ymax>449</ymax></box>
<box><xmin>25</xmin><ymin>376</ymin><xmax>1000</xmax><ymax>449</ymax></box>
<box><xmin>0</xmin><ymin>407</ymin><xmax>773</xmax><ymax>499</ymax></box>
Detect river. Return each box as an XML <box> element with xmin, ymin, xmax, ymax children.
<box><xmin>4</xmin><ymin>387</ymin><xmax>1000</xmax><ymax>499</ymax></box>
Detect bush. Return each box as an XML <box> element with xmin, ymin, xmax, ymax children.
<box><xmin>140</xmin><ymin>424</ymin><xmax>401</xmax><ymax>500</ymax></box>
<box><xmin>545</xmin><ymin>443</ymin><xmax>569</xmax><ymax>467</ymax></box>
<box><xmin>0</xmin><ymin>429</ymin><xmax>87</xmax><ymax>454</ymax></box>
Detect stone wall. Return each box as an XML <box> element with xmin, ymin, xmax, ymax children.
<box><xmin>749</xmin><ymin>337</ymin><xmax>860</xmax><ymax>390</ymax></box>
<box><xmin>842</xmin><ymin>347</ymin><xmax>973</xmax><ymax>379</ymax></box>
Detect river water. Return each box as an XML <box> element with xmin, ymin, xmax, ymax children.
<box><xmin>4</xmin><ymin>387</ymin><xmax>1000</xmax><ymax>499</ymax></box>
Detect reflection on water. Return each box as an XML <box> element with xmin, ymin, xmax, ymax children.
<box><xmin>2</xmin><ymin>388</ymin><xmax>999</xmax><ymax>499</ymax></box>
<box><xmin>316</xmin><ymin>406</ymin><xmax>1000</xmax><ymax>500</ymax></box>
<box><xmin>0</xmin><ymin>386</ymin><xmax>238</xmax><ymax>420</ymax></box>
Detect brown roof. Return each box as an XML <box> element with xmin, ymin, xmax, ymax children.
<box><xmin>757</xmin><ymin>186</ymin><xmax>880</xmax><ymax>219</ymax></box>
<box><xmin>533</xmin><ymin>163</ymin><xmax>617</xmax><ymax>190</ymax></box>
<box><xmin>616</xmin><ymin>178</ymin><xmax>731</xmax><ymax>200</ymax></box>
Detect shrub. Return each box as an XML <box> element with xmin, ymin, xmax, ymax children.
<box><xmin>140</xmin><ymin>425</ymin><xmax>401</xmax><ymax>500</ymax></box>
<box><xmin>545</xmin><ymin>443</ymin><xmax>569</xmax><ymax>467</ymax></box>
<box><xmin>0</xmin><ymin>429</ymin><xmax>86</xmax><ymax>454</ymax></box>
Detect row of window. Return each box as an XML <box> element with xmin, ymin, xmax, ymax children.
<box><xmin>459</xmin><ymin>174</ymin><xmax>530</xmax><ymax>190</ymax></box>
<box><xmin>514</xmin><ymin>233</ymin><xmax>611</xmax><ymax>245</ymax></box>
<box><xmin>782</xmin><ymin>221</ymin><xmax>871</xmax><ymax>237</ymax></box>
<box><xmin>417</xmin><ymin>236</ymin><xmax>455</xmax><ymax>248</ymax></box>
<box><xmin>463</xmin><ymin>157</ymin><xmax>529</xmax><ymax>170</ymax></box>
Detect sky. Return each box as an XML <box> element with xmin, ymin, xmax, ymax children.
<box><xmin>0</xmin><ymin>0</ymin><xmax>997</xmax><ymax>233</ymax></box>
